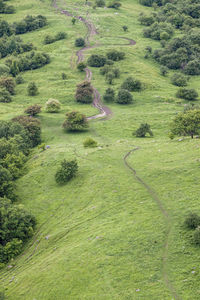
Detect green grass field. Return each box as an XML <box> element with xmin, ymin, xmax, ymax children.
<box><xmin>0</xmin><ymin>0</ymin><xmax>200</xmax><ymax>299</ymax></box>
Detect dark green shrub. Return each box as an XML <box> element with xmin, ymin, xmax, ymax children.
<box><xmin>27</xmin><ymin>82</ymin><xmax>38</xmax><ymax>96</ymax></box>
<box><xmin>171</xmin><ymin>73</ymin><xmax>188</xmax><ymax>86</ymax></box>
<box><xmin>122</xmin><ymin>26</ymin><xmax>128</xmax><ymax>32</ymax></box>
<box><xmin>45</xmin><ymin>98</ymin><xmax>61</xmax><ymax>113</ymax></box>
<box><xmin>77</xmin><ymin>62</ymin><xmax>87</xmax><ymax>72</ymax></box>
<box><xmin>160</xmin><ymin>66</ymin><xmax>169</xmax><ymax>76</ymax></box>
<box><xmin>43</xmin><ymin>35</ymin><xmax>54</xmax><ymax>44</ymax></box>
<box><xmin>103</xmin><ymin>88</ymin><xmax>115</xmax><ymax>102</ymax></box>
<box><xmin>63</xmin><ymin>111</ymin><xmax>89</xmax><ymax>131</ymax></box>
<box><xmin>96</xmin><ymin>0</ymin><xmax>105</xmax><ymax>7</ymax></box>
<box><xmin>107</xmin><ymin>1</ymin><xmax>121</xmax><ymax>9</ymax></box>
<box><xmin>112</xmin><ymin>68</ymin><xmax>120</xmax><ymax>78</ymax></box>
<box><xmin>184</xmin><ymin>213</ymin><xmax>200</xmax><ymax>230</ymax></box>
<box><xmin>55</xmin><ymin>159</ymin><xmax>78</xmax><ymax>184</ymax></box>
<box><xmin>0</xmin><ymin>166</ymin><xmax>14</xmax><ymax>199</ymax></box>
<box><xmin>24</xmin><ymin>104</ymin><xmax>41</xmax><ymax>116</ymax></box>
<box><xmin>1</xmin><ymin>152</ymin><xmax>26</xmax><ymax>179</ymax></box>
<box><xmin>100</xmin><ymin>65</ymin><xmax>110</xmax><ymax>75</ymax></box>
<box><xmin>193</xmin><ymin>227</ymin><xmax>200</xmax><ymax>245</ymax></box>
<box><xmin>0</xmin><ymin>88</ymin><xmax>12</xmax><ymax>103</ymax></box>
<box><xmin>116</xmin><ymin>89</ymin><xmax>133</xmax><ymax>104</ymax></box>
<box><xmin>0</xmin><ymin>64</ymin><xmax>10</xmax><ymax>76</ymax></box>
<box><xmin>15</xmin><ymin>75</ymin><xmax>25</xmax><ymax>85</ymax></box>
<box><xmin>75</xmin><ymin>81</ymin><xmax>93</xmax><ymax>104</ymax></box>
<box><xmin>121</xmin><ymin>77</ymin><xmax>142</xmax><ymax>92</ymax></box>
<box><xmin>106</xmin><ymin>72</ymin><xmax>114</xmax><ymax>84</ymax></box>
<box><xmin>12</xmin><ymin>116</ymin><xmax>41</xmax><ymax>147</ymax></box>
<box><xmin>83</xmin><ymin>137</ymin><xmax>97</xmax><ymax>148</ymax></box>
<box><xmin>134</xmin><ymin>123</ymin><xmax>153</xmax><ymax>137</ymax></box>
<box><xmin>75</xmin><ymin>38</ymin><xmax>85</xmax><ymax>47</ymax></box>
<box><xmin>14</xmin><ymin>15</ymin><xmax>47</xmax><ymax>35</ymax></box>
<box><xmin>62</xmin><ymin>72</ymin><xmax>67</xmax><ymax>80</ymax></box>
<box><xmin>184</xmin><ymin>60</ymin><xmax>200</xmax><ymax>76</ymax></box>
<box><xmin>0</xmin><ymin>77</ymin><xmax>15</xmax><ymax>95</ymax></box>
<box><xmin>176</xmin><ymin>88</ymin><xmax>198</xmax><ymax>101</ymax></box>
<box><xmin>55</xmin><ymin>32</ymin><xmax>67</xmax><ymax>40</ymax></box>
<box><xmin>106</xmin><ymin>50</ymin><xmax>125</xmax><ymax>61</ymax></box>
<box><xmin>87</xmin><ymin>54</ymin><xmax>107</xmax><ymax>67</ymax></box>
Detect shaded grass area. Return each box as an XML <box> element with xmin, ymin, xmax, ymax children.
<box><xmin>0</xmin><ymin>0</ymin><xmax>200</xmax><ymax>299</ymax></box>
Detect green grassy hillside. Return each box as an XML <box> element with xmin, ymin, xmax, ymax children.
<box><xmin>0</xmin><ymin>0</ymin><xmax>200</xmax><ymax>299</ymax></box>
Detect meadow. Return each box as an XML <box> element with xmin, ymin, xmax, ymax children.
<box><xmin>0</xmin><ymin>0</ymin><xmax>200</xmax><ymax>299</ymax></box>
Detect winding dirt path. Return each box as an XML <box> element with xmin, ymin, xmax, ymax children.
<box><xmin>124</xmin><ymin>148</ymin><xmax>181</xmax><ymax>300</ymax></box>
<box><xmin>53</xmin><ymin>0</ymin><xmax>136</xmax><ymax>120</ymax></box>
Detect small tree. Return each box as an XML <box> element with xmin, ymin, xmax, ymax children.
<box><xmin>15</xmin><ymin>75</ymin><xmax>25</xmax><ymax>85</ymax></box>
<box><xmin>75</xmin><ymin>38</ymin><xmax>85</xmax><ymax>47</ymax></box>
<box><xmin>72</xmin><ymin>17</ymin><xmax>76</xmax><ymax>25</ymax></box>
<box><xmin>106</xmin><ymin>72</ymin><xmax>115</xmax><ymax>84</ymax></box>
<box><xmin>106</xmin><ymin>50</ymin><xmax>125</xmax><ymax>61</ymax></box>
<box><xmin>116</xmin><ymin>89</ymin><xmax>133</xmax><ymax>104</ymax></box>
<box><xmin>121</xmin><ymin>77</ymin><xmax>142</xmax><ymax>92</ymax></box>
<box><xmin>103</xmin><ymin>88</ymin><xmax>115</xmax><ymax>102</ymax></box>
<box><xmin>0</xmin><ymin>77</ymin><xmax>15</xmax><ymax>95</ymax></box>
<box><xmin>24</xmin><ymin>104</ymin><xmax>41</xmax><ymax>116</ymax></box>
<box><xmin>0</xmin><ymin>88</ymin><xmax>12</xmax><ymax>103</ymax></box>
<box><xmin>45</xmin><ymin>98</ymin><xmax>61</xmax><ymax>113</ymax></box>
<box><xmin>75</xmin><ymin>81</ymin><xmax>93</xmax><ymax>104</ymax></box>
<box><xmin>171</xmin><ymin>73</ymin><xmax>188</xmax><ymax>87</ymax></box>
<box><xmin>160</xmin><ymin>66</ymin><xmax>169</xmax><ymax>76</ymax></box>
<box><xmin>87</xmin><ymin>54</ymin><xmax>107</xmax><ymax>67</ymax></box>
<box><xmin>176</xmin><ymin>88</ymin><xmax>198</xmax><ymax>101</ymax></box>
<box><xmin>83</xmin><ymin>137</ymin><xmax>97</xmax><ymax>148</ymax></box>
<box><xmin>63</xmin><ymin>111</ymin><xmax>88</xmax><ymax>131</ymax></box>
<box><xmin>27</xmin><ymin>82</ymin><xmax>38</xmax><ymax>96</ymax></box>
<box><xmin>170</xmin><ymin>109</ymin><xmax>200</xmax><ymax>139</ymax></box>
<box><xmin>62</xmin><ymin>72</ymin><xmax>67</xmax><ymax>80</ymax></box>
<box><xmin>122</xmin><ymin>26</ymin><xmax>128</xmax><ymax>32</ymax></box>
<box><xmin>77</xmin><ymin>62</ymin><xmax>87</xmax><ymax>72</ymax></box>
<box><xmin>134</xmin><ymin>123</ymin><xmax>153</xmax><ymax>137</ymax></box>
<box><xmin>184</xmin><ymin>213</ymin><xmax>200</xmax><ymax>230</ymax></box>
<box><xmin>55</xmin><ymin>159</ymin><xmax>78</xmax><ymax>184</ymax></box>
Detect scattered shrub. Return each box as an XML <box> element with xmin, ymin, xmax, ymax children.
<box><xmin>176</xmin><ymin>88</ymin><xmax>198</xmax><ymax>101</ymax></box>
<box><xmin>27</xmin><ymin>82</ymin><xmax>38</xmax><ymax>96</ymax></box>
<box><xmin>62</xmin><ymin>72</ymin><xmax>67</xmax><ymax>80</ymax></box>
<box><xmin>75</xmin><ymin>38</ymin><xmax>85</xmax><ymax>47</ymax></box>
<box><xmin>0</xmin><ymin>77</ymin><xmax>15</xmax><ymax>95</ymax></box>
<box><xmin>83</xmin><ymin>137</ymin><xmax>97</xmax><ymax>148</ymax></box>
<box><xmin>184</xmin><ymin>213</ymin><xmax>200</xmax><ymax>230</ymax></box>
<box><xmin>116</xmin><ymin>89</ymin><xmax>133</xmax><ymax>104</ymax></box>
<box><xmin>75</xmin><ymin>81</ymin><xmax>93</xmax><ymax>104</ymax></box>
<box><xmin>160</xmin><ymin>66</ymin><xmax>169</xmax><ymax>76</ymax></box>
<box><xmin>171</xmin><ymin>73</ymin><xmax>188</xmax><ymax>86</ymax></box>
<box><xmin>121</xmin><ymin>77</ymin><xmax>142</xmax><ymax>92</ymax></box>
<box><xmin>45</xmin><ymin>98</ymin><xmax>61</xmax><ymax>113</ymax></box>
<box><xmin>106</xmin><ymin>50</ymin><xmax>125</xmax><ymax>61</ymax></box>
<box><xmin>14</xmin><ymin>15</ymin><xmax>47</xmax><ymax>35</ymax></box>
<box><xmin>77</xmin><ymin>62</ymin><xmax>87</xmax><ymax>72</ymax></box>
<box><xmin>15</xmin><ymin>75</ymin><xmax>25</xmax><ymax>85</ymax></box>
<box><xmin>96</xmin><ymin>0</ymin><xmax>105</xmax><ymax>7</ymax></box>
<box><xmin>24</xmin><ymin>104</ymin><xmax>41</xmax><ymax>116</ymax></box>
<box><xmin>63</xmin><ymin>111</ymin><xmax>89</xmax><ymax>131</ymax></box>
<box><xmin>87</xmin><ymin>54</ymin><xmax>107</xmax><ymax>67</ymax></box>
<box><xmin>193</xmin><ymin>227</ymin><xmax>200</xmax><ymax>245</ymax></box>
<box><xmin>103</xmin><ymin>88</ymin><xmax>115</xmax><ymax>102</ymax></box>
<box><xmin>134</xmin><ymin>123</ymin><xmax>153</xmax><ymax>137</ymax></box>
<box><xmin>107</xmin><ymin>1</ymin><xmax>121</xmax><ymax>9</ymax></box>
<box><xmin>44</xmin><ymin>32</ymin><xmax>67</xmax><ymax>45</ymax></box>
<box><xmin>55</xmin><ymin>159</ymin><xmax>78</xmax><ymax>184</ymax></box>
<box><xmin>122</xmin><ymin>26</ymin><xmax>128</xmax><ymax>32</ymax></box>
<box><xmin>106</xmin><ymin>72</ymin><xmax>115</xmax><ymax>84</ymax></box>
<box><xmin>0</xmin><ymin>88</ymin><xmax>12</xmax><ymax>103</ymax></box>
<box><xmin>0</xmin><ymin>64</ymin><xmax>10</xmax><ymax>76</ymax></box>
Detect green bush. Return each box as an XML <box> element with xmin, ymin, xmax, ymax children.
<box><xmin>184</xmin><ymin>213</ymin><xmax>200</xmax><ymax>229</ymax></box>
<box><xmin>103</xmin><ymin>88</ymin><xmax>115</xmax><ymax>102</ymax></box>
<box><xmin>87</xmin><ymin>54</ymin><xmax>107</xmax><ymax>67</ymax></box>
<box><xmin>63</xmin><ymin>111</ymin><xmax>89</xmax><ymax>131</ymax></box>
<box><xmin>24</xmin><ymin>104</ymin><xmax>41</xmax><ymax>116</ymax></box>
<box><xmin>134</xmin><ymin>123</ymin><xmax>153</xmax><ymax>137</ymax></box>
<box><xmin>116</xmin><ymin>89</ymin><xmax>133</xmax><ymax>104</ymax></box>
<box><xmin>75</xmin><ymin>81</ymin><xmax>93</xmax><ymax>104</ymax></box>
<box><xmin>44</xmin><ymin>35</ymin><xmax>54</xmax><ymax>44</ymax></box>
<box><xmin>176</xmin><ymin>88</ymin><xmax>198</xmax><ymax>101</ymax></box>
<box><xmin>160</xmin><ymin>66</ymin><xmax>169</xmax><ymax>76</ymax></box>
<box><xmin>0</xmin><ymin>166</ymin><xmax>14</xmax><ymax>199</ymax></box>
<box><xmin>55</xmin><ymin>159</ymin><xmax>78</xmax><ymax>184</ymax></box>
<box><xmin>62</xmin><ymin>72</ymin><xmax>67</xmax><ymax>80</ymax></box>
<box><xmin>75</xmin><ymin>38</ymin><xmax>85</xmax><ymax>47</ymax></box>
<box><xmin>121</xmin><ymin>77</ymin><xmax>142</xmax><ymax>91</ymax></box>
<box><xmin>105</xmin><ymin>72</ymin><xmax>115</xmax><ymax>84</ymax></box>
<box><xmin>0</xmin><ymin>77</ymin><xmax>15</xmax><ymax>95</ymax></box>
<box><xmin>106</xmin><ymin>50</ymin><xmax>125</xmax><ymax>61</ymax></box>
<box><xmin>77</xmin><ymin>62</ymin><xmax>87</xmax><ymax>72</ymax></box>
<box><xmin>96</xmin><ymin>0</ymin><xmax>105</xmax><ymax>7</ymax></box>
<box><xmin>83</xmin><ymin>137</ymin><xmax>97</xmax><ymax>148</ymax></box>
<box><xmin>0</xmin><ymin>64</ymin><xmax>10</xmax><ymax>76</ymax></box>
<box><xmin>15</xmin><ymin>75</ymin><xmax>25</xmax><ymax>85</ymax></box>
<box><xmin>27</xmin><ymin>82</ymin><xmax>38</xmax><ymax>96</ymax></box>
<box><xmin>0</xmin><ymin>88</ymin><xmax>12</xmax><ymax>103</ymax></box>
<box><xmin>1</xmin><ymin>152</ymin><xmax>26</xmax><ymax>179</ymax></box>
<box><xmin>45</xmin><ymin>98</ymin><xmax>61</xmax><ymax>113</ymax></box>
<box><xmin>107</xmin><ymin>1</ymin><xmax>121</xmax><ymax>9</ymax></box>
<box><xmin>171</xmin><ymin>73</ymin><xmax>188</xmax><ymax>86</ymax></box>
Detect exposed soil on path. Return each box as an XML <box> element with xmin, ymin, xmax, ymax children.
<box><xmin>124</xmin><ymin>148</ymin><xmax>181</xmax><ymax>300</ymax></box>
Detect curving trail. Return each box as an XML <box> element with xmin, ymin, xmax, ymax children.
<box><xmin>53</xmin><ymin>0</ymin><xmax>136</xmax><ymax>120</ymax></box>
<box><xmin>124</xmin><ymin>148</ymin><xmax>181</xmax><ymax>300</ymax></box>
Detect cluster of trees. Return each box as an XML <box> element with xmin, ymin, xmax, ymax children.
<box><xmin>6</xmin><ymin>51</ymin><xmax>50</xmax><ymax>76</ymax></box>
<box><xmin>0</xmin><ymin>0</ymin><xmax>15</xmax><ymax>14</ymax></box>
<box><xmin>0</xmin><ymin>36</ymin><xmax>34</xmax><ymax>58</ymax></box>
<box><xmin>95</xmin><ymin>0</ymin><xmax>121</xmax><ymax>9</ymax></box>
<box><xmin>43</xmin><ymin>32</ymin><xmax>67</xmax><ymax>45</ymax></box>
<box><xmin>87</xmin><ymin>50</ymin><xmax>125</xmax><ymax>68</ymax></box>
<box><xmin>0</xmin><ymin>15</ymin><xmax>47</xmax><ymax>38</ymax></box>
<box><xmin>139</xmin><ymin>0</ymin><xmax>200</xmax><ymax>75</ymax></box>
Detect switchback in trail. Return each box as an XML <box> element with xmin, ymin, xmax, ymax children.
<box><xmin>53</xmin><ymin>0</ymin><xmax>136</xmax><ymax>120</ymax></box>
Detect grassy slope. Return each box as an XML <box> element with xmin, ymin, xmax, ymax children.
<box><xmin>0</xmin><ymin>0</ymin><xmax>200</xmax><ymax>299</ymax></box>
